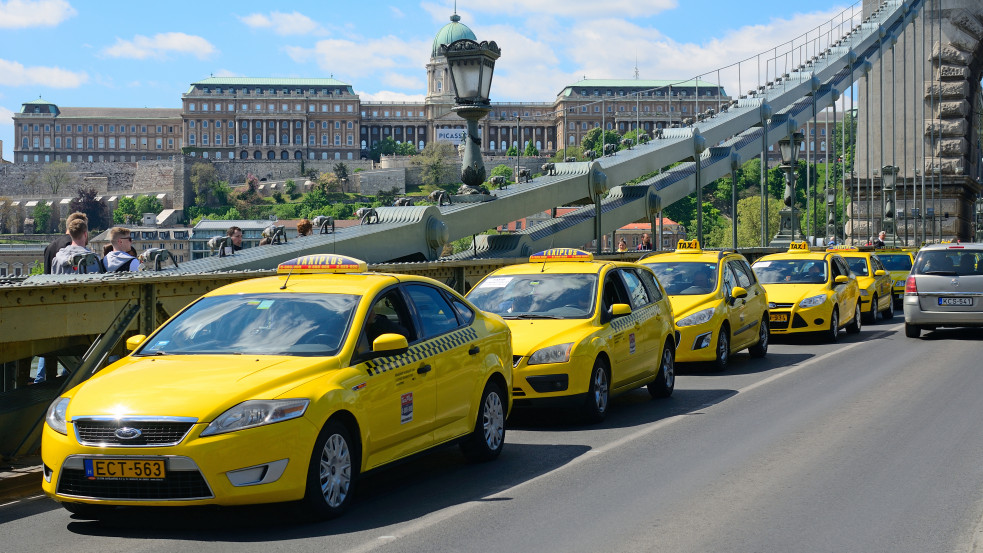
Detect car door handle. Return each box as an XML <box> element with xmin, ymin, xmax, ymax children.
<box><xmin>417</xmin><ymin>364</ymin><xmax>432</xmax><ymax>375</ymax></box>
<box><xmin>469</xmin><ymin>345</ymin><xmax>480</xmax><ymax>355</ymax></box>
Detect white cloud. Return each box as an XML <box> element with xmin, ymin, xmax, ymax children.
<box><xmin>101</xmin><ymin>33</ymin><xmax>217</xmax><ymax>60</ymax></box>
<box><xmin>390</xmin><ymin>6</ymin><xmax>404</xmax><ymax>18</ymax></box>
<box><xmin>0</xmin><ymin>58</ymin><xmax>88</xmax><ymax>87</ymax></box>
<box><xmin>238</xmin><ymin>10</ymin><xmax>322</xmax><ymax>36</ymax></box>
<box><xmin>0</xmin><ymin>0</ymin><xmax>76</xmax><ymax>29</ymax></box>
<box><xmin>287</xmin><ymin>36</ymin><xmax>431</xmax><ymax>89</ymax></box>
<box><xmin>213</xmin><ymin>69</ymin><xmax>244</xmax><ymax>78</ymax></box>
<box><xmin>356</xmin><ymin>90</ymin><xmax>425</xmax><ymax>103</ymax></box>
<box><xmin>0</xmin><ymin>106</ymin><xmax>14</xmax><ymax>125</ymax></box>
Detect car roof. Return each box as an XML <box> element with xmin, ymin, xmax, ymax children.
<box><xmin>489</xmin><ymin>260</ymin><xmax>629</xmax><ymax>276</ymax></box>
<box><xmin>918</xmin><ymin>242</ymin><xmax>983</xmax><ymax>251</ymax></box>
<box><xmin>203</xmin><ymin>272</ymin><xmax>409</xmax><ymax>297</ymax></box>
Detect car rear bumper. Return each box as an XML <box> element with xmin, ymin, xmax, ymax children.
<box><xmin>903</xmin><ymin>296</ymin><xmax>983</xmax><ymax>326</ymax></box>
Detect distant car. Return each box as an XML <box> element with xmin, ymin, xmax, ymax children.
<box><xmin>828</xmin><ymin>247</ymin><xmax>894</xmax><ymax>323</ymax></box>
<box><xmin>903</xmin><ymin>243</ymin><xmax>983</xmax><ymax>338</ymax></box>
<box><xmin>639</xmin><ymin>240</ymin><xmax>770</xmax><ymax>371</ymax></box>
<box><xmin>466</xmin><ymin>248</ymin><xmax>677</xmax><ymax>422</ymax></box>
<box><xmin>42</xmin><ymin>255</ymin><xmax>512</xmax><ymax>519</ymax></box>
<box><xmin>751</xmin><ymin>242</ymin><xmax>862</xmax><ymax>342</ymax></box>
<box><xmin>875</xmin><ymin>248</ymin><xmax>917</xmax><ymax>304</ymax></box>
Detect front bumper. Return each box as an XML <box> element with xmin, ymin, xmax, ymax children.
<box><xmin>675</xmin><ymin>323</ymin><xmax>718</xmax><ymax>363</ymax></box>
<box><xmin>42</xmin><ymin>416</ymin><xmax>318</xmax><ymax>507</ymax></box>
<box><xmin>767</xmin><ymin>302</ymin><xmax>832</xmax><ymax>334</ymax></box>
<box><xmin>510</xmin><ymin>356</ymin><xmax>592</xmax><ymax>405</ymax></box>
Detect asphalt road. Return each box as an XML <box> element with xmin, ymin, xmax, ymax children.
<box><xmin>3</xmin><ymin>319</ymin><xmax>983</xmax><ymax>553</ymax></box>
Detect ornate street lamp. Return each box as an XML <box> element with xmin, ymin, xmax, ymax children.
<box><xmin>881</xmin><ymin>165</ymin><xmax>899</xmax><ymax>246</ymax></box>
<box><xmin>439</xmin><ymin>38</ymin><xmax>501</xmax><ymax>189</ymax></box>
<box><xmin>772</xmin><ymin>131</ymin><xmax>804</xmax><ymax>245</ymax></box>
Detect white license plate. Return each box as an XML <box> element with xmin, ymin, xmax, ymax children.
<box><xmin>939</xmin><ymin>297</ymin><xmax>973</xmax><ymax>306</ymax></box>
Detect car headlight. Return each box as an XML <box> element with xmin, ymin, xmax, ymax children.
<box><xmin>46</xmin><ymin>397</ymin><xmax>70</xmax><ymax>435</ymax></box>
<box><xmin>859</xmin><ymin>289</ymin><xmax>870</xmax><ymax>296</ymax></box>
<box><xmin>677</xmin><ymin>307</ymin><xmax>716</xmax><ymax>327</ymax></box>
<box><xmin>798</xmin><ymin>294</ymin><xmax>827</xmax><ymax>308</ymax></box>
<box><xmin>200</xmin><ymin>399</ymin><xmax>310</xmax><ymax>437</ymax></box>
<box><xmin>528</xmin><ymin>343</ymin><xmax>573</xmax><ymax>365</ymax></box>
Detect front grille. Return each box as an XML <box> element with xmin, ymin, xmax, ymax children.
<box><xmin>769</xmin><ymin>316</ymin><xmax>790</xmax><ymax>331</ymax></box>
<box><xmin>74</xmin><ymin>419</ymin><xmax>195</xmax><ymax>447</ymax></box>
<box><xmin>57</xmin><ymin>468</ymin><xmax>212</xmax><ymax>500</ymax></box>
<box><xmin>772</xmin><ymin>303</ymin><xmax>794</xmax><ymax>308</ymax></box>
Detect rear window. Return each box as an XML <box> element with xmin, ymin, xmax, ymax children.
<box><xmin>912</xmin><ymin>249</ymin><xmax>983</xmax><ymax>276</ymax></box>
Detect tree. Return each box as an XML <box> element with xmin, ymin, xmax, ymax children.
<box><xmin>581</xmin><ymin>128</ymin><xmax>621</xmax><ymax>155</ymax></box>
<box><xmin>284</xmin><ymin>179</ymin><xmax>298</xmax><ymax>199</ymax></box>
<box><xmin>0</xmin><ymin>196</ymin><xmax>13</xmax><ymax>234</ymax></box>
<box><xmin>369</xmin><ymin>137</ymin><xmax>417</xmax><ymax>162</ymax></box>
<box><xmin>113</xmin><ymin>196</ymin><xmax>138</xmax><ymax>224</ymax></box>
<box><xmin>190</xmin><ymin>162</ymin><xmax>227</xmax><ymax>207</ymax></box>
<box><xmin>505</xmin><ymin>145</ymin><xmax>518</xmax><ymax>156</ymax></box>
<box><xmin>135</xmin><ymin>195</ymin><xmax>163</xmax><ymax>216</ymax></box>
<box><xmin>523</xmin><ymin>141</ymin><xmax>539</xmax><ymax>157</ymax></box>
<box><xmin>333</xmin><ymin>163</ymin><xmax>350</xmax><ymax>182</ymax></box>
<box><xmin>490</xmin><ymin>164</ymin><xmax>513</xmax><ymax>181</ymax></box>
<box><xmin>69</xmin><ymin>187</ymin><xmax>111</xmax><ymax>232</ymax></box>
<box><xmin>376</xmin><ymin>187</ymin><xmax>400</xmax><ymax>207</ymax></box>
<box><xmin>415</xmin><ymin>142</ymin><xmax>456</xmax><ymax>190</ymax></box>
<box><xmin>41</xmin><ymin>161</ymin><xmax>76</xmax><ymax>195</ymax></box>
<box><xmin>32</xmin><ymin>202</ymin><xmax>51</xmax><ymax>233</ymax></box>
<box><xmin>301</xmin><ymin>187</ymin><xmax>331</xmax><ymax>215</ymax></box>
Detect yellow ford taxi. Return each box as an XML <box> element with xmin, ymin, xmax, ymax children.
<box><xmin>466</xmin><ymin>248</ymin><xmax>676</xmax><ymax>422</ymax></box>
<box><xmin>42</xmin><ymin>255</ymin><xmax>512</xmax><ymax>519</ymax></box>
<box><xmin>875</xmin><ymin>248</ymin><xmax>917</xmax><ymax>304</ymax></box>
<box><xmin>639</xmin><ymin>240</ymin><xmax>769</xmax><ymax>371</ymax></box>
<box><xmin>828</xmin><ymin>246</ymin><xmax>894</xmax><ymax>323</ymax></box>
<box><xmin>751</xmin><ymin>242</ymin><xmax>862</xmax><ymax>341</ymax></box>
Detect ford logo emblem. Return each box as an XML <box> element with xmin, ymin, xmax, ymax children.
<box><xmin>115</xmin><ymin>427</ymin><xmax>142</xmax><ymax>440</ymax></box>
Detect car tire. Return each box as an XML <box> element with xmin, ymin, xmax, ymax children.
<box><xmin>905</xmin><ymin>322</ymin><xmax>921</xmax><ymax>338</ymax></box>
<box><xmin>709</xmin><ymin>325</ymin><xmax>729</xmax><ymax>372</ymax></box>
<box><xmin>881</xmin><ymin>297</ymin><xmax>894</xmax><ymax>320</ymax></box>
<box><xmin>862</xmin><ymin>295</ymin><xmax>878</xmax><ymax>324</ymax></box>
<box><xmin>827</xmin><ymin>307</ymin><xmax>840</xmax><ymax>342</ymax></box>
<box><xmin>648</xmin><ymin>339</ymin><xmax>675</xmax><ymax>398</ymax></box>
<box><xmin>845</xmin><ymin>303</ymin><xmax>862</xmax><ymax>334</ymax></box>
<box><xmin>748</xmin><ymin>316</ymin><xmax>769</xmax><ymax>358</ymax></box>
<box><xmin>302</xmin><ymin>420</ymin><xmax>358</xmax><ymax>520</ymax></box>
<box><xmin>582</xmin><ymin>358</ymin><xmax>610</xmax><ymax>423</ymax></box>
<box><xmin>62</xmin><ymin>502</ymin><xmax>114</xmax><ymax>519</ymax></box>
<box><xmin>460</xmin><ymin>380</ymin><xmax>506</xmax><ymax>462</ymax></box>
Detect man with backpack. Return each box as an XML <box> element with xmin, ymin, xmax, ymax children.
<box><xmin>103</xmin><ymin>227</ymin><xmax>141</xmax><ymax>272</ymax></box>
<box><xmin>52</xmin><ymin>217</ymin><xmax>103</xmax><ymax>274</ymax></box>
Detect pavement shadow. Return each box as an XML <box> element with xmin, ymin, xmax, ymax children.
<box><xmin>919</xmin><ymin>327</ymin><xmax>983</xmax><ymax>341</ymax></box>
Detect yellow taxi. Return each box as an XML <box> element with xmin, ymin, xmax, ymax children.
<box><xmin>828</xmin><ymin>246</ymin><xmax>894</xmax><ymax>323</ymax></box>
<box><xmin>639</xmin><ymin>240</ymin><xmax>770</xmax><ymax>371</ymax></box>
<box><xmin>466</xmin><ymin>248</ymin><xmax>676</xmax><ymax>423</ymax></box>
<box><xmin>42</xmin><ymin>255</ymin><xmax>512</xmax><ymax>519</ymax></box>
<box><xmin>874</xmin><ymin>248</ymin><xmax>917</xmax><ymax>304</ymax></box>
<box><xmin>751</xmin><ymin>242</ymin><xmax>862</xmax><ymax>341</ymax></box>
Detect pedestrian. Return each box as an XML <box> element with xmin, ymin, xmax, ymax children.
<box><xmin>52</xmin><ymin>217</ymin><xmax>102</xmax><ymax>274</ymax></box>
<box><xmin>297</xmin><ymin>218</ymin><xmax>313</xmax><ymax>237</ymax></box>
<box><xmin>103</xmin><ymin>227</ymin><xmax>141</xmax><ymax>272</ymax></box>
<box><xmin>617</xmin><ymin>237</ymin><xmax>627</xmax><ymax>252</ymax></box>
<box><xmin>43</xmin><ymin>212</ymin><xmax>87</xmax><ymax>274</ymax></box>
<box><xmin>636</xmin><ymin>233</ymin><xmax>653</xmax><ymax>251</ymax></box>
<box><xmin>873</xmin><ymin>230</ymin><xmax>886</xmax><ymax>248</ymax></box>
<box><xmin>226</xmin><ymin>226</ymin><xmax>243</xmax><ymax>254</ymax></box>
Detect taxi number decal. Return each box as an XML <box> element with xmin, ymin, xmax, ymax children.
<box><xmin>481</xmin><ymin>277</ymin><xmax>512</xmax><ymax>288</ymax></box>
<box><xmin>629</xmin><ymin>333</ymin><xmax>636</xmax><ymax>355</ymax></box>
<box><xmin>401</xmin><ymin>392</ymin><xmax>413</xmax><ymax>424</ymax></box>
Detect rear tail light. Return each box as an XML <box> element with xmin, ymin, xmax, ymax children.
<box><xmin>904</xmin><ymin>275</ymin><xmax>918</xmax><ymax>294</ymax></box>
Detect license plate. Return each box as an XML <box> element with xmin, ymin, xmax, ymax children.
<box><xmin>84</xmin><ymin>458</ymin><xmax>166</xmax><ymax>479</ymax></box>
<box><xmin>769</xmin><ymin>313</ymin><xmax>788</xmax><ymax>322</ymax></box>
<box><xmin>939</xmin><ymin>297</ymin><xmax>973</xmax><ymax>306</ymax></box>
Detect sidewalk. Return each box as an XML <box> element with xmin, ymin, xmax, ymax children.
<box><xmin>0</xmin><ymin>456</ymin><xmax>43</xmax><ymax>503</ymax></box>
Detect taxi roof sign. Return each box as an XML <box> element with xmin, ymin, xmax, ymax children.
<box><xmin>277</xmin><ymin>254</ymin><xmax>367</xmax><ymax>274</ymax></box>
<box><xmin>787</xmin><ymin>241</ymin><xmax>811</xmax><ymax>253</ymax></box>
<box><xmin>676</xmin><ymin>239</ymin><xmax>702</xmax><ymax>252</ymax></box>
<box><xmin>825</xmin><ymin>245</ymin><xmax>859</xmax><ymax>252</ymax></box>
<box><xmin>529</xmin><ymin>248</ymin><xmax>593</xmax><ymax>262</ymax></box>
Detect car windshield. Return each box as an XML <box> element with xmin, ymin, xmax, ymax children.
<box><xmin>913</xmin><ymin>250</ymin><xmax>983</xmax><ymax>276</ymax></box>
<box><xmin>138</xmin><ymin>293</ymin><xmax>359</xmax><ymax>356</ymax></box>
<box><xmin>877</xmin><ymin>254</ymin><xmax>913</xmax><ymax>271</ymax></box>
<box><xmin>467</xmin><ymin>273</ymin><xmax>597</xmax><ymax>319</ymax></box>
<box><xmin>752</xmin><ymin>259</ymin><xmax>828</xmax><ymax>284</ymax></box>
<box><xmin>844</xmin><ymin>257</ymin><xmax>869</xmax><ymax>276</ymax></box>
<box><xmin>642</xmin><ymin>261</ymin><xmax>717</xmax><ymax>295</ymax></box>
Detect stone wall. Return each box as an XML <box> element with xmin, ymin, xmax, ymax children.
<box><xmin>355</xmin><ymin>169</ymin><xmax>406</xmax><ymax>195</ymax></box>
<box><xmin>198</xmin><ymin>158</ymin><xmax>374</xmax><ymax>186</ymax></box>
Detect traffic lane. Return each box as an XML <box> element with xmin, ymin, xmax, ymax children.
<box><xmin>374</xmin><ymin>324</ymin><xmax>983</xmax><ymax>553</ymax></box>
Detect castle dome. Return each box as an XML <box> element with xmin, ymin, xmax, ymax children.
<box><xmin>431</xmin><ymin>13</ymin><xmax>477</xmax><ymax>58</ymax></box>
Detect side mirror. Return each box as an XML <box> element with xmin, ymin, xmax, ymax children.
<box><xmin>731</xmin><ymin>286</ymin><xmax>748</xmax><ymax>300</ymax></box>
<box><xmin>126</xmin><ymin>335</ymin><xmax>146</xmax><ymax>351</ymax></box>
<box><xmin>874</xmin><ymin>269</ymin><xmax>886</xmax><ymax>276</ymax></box>
<box><xmin>364</xmin><ymin>333</ymin><xmax>409</xmax><ymax>361</ymax></box>
<box><xmin>834</xmin><ymin>275</ymin><xmax>849</xmax><ymax>285</ymax></box>
<box><xmin>610</xmin><ymin>303</ymin><xmax>632</xmax><ymax>317</ymax></box>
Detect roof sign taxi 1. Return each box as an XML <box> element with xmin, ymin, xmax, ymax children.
<box><xmin>528</xmin><ymin>248</ymin><xmax>594</xmax><ymax>262</ymax></box>
<box><xmin>676</xmin><ymin>239</ymin><xmax>702</xmax><ymax>252</ymax></box>
<box><xmin>787</xmin><ymin>241</ymin><xmax>812</xmax><ymax>253</ymax></box>
<box><xmin>277</xmin><ymin>255</ymin><xmax>368</xmax><ymax>274</ymax></box>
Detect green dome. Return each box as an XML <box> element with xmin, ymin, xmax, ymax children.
<box><xmin>432</xmin><ymin>13</ymin><xmax>477</xmax><ymax>58</ymax></box>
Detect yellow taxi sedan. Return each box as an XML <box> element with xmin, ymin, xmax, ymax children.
<box><xmin>42</xmin><ymin>255</ymin><xmax>512</xmax><ymax>519</ymax></box>
<box><xmin>751</xmin><ymin>242</ymin><xmax>862</xmax><ymax>341</ymax></box>
<box><xmin>829</xmin><ymin>247</ymin><xmax>894</xmax><ymax>323</ymax></box>
<box><xmin>466</xmin><ymin>248</ymin><xmax>676</xmax><ymax>423</ymax></box>
<box><xmin>639</xmin><ymin>240</ymin><xmax>769</xmax><ymax>371</ymax></box>
<box><xmin>875</xmin><ymin>248</ymin><xmax>917</xmax><ymax>304</ymax></box>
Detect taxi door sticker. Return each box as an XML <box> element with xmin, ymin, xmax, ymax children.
<box><xmin>400</xmin><ymin>392</ymin><xmax>413</xmax><ymax>424</ymax></box>
<box><xmin>629</xmin><ymin>333</ymin><xmax>636</xmax><ymax>355</ymax></box>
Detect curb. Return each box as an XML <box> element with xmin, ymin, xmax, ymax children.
<box><xmin>0</xmin><ymin>458</ymin><xmax>43</xmax><ymax>503</ymax></box>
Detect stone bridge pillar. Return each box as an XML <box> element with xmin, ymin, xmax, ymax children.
<box><xmin>856</xmin><ymin>0</ymin><xmax>982</xmax><ymax>243</ymax></box>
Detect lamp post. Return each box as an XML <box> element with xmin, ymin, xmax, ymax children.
<box><xmin>770</xmin><ymin>131</ymin><xmax>804</xmax><ymax>246</ymax></box>
<box><xmin>881</xmin><ymin>165</ymin><xmax>899</xmax><ymax>246</ymax></box>
<box><xmin>439</xmin><ymin>38</ymin><xmax>501</xmax><ymax>189</ymax></box>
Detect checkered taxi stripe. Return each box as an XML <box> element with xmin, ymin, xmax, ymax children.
<box><xmin>365</xmin><ymin>326</ymin><xmax>479</xmax><ymax>375</ymax></box>
<box><xmin>608</xmin><ymin>304</ymin><xmax>659</xmax><ymax>332</ymax></box>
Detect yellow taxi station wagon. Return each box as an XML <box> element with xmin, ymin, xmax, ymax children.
<box><xmin>751</xmin><ymin>242</ymin><xmax>862</xmax><ymax>342</ymax></box>
<box><xmin>828</xmin><ymin>246</ymin><xmax>895</xmax><ymax>323</ymax></box>
<box><xmin>42</xmin><ymin>255</ymin><xmax>512</xmax><ymax>519</ymax></box>
<box><xmin>639</xmin><ymin>240</ymin><xmax>770</xmax><ymax>371</ymax></box>
<box><xmin>466</xmin><ymin>248</ymin><xmax>677</xmax><ymax>423</ymax></box>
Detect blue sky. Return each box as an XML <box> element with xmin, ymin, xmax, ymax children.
<box><xmin>0</xmin><ymin>0</ymin><xmax>857</xmax><ymax>161</ymax></box>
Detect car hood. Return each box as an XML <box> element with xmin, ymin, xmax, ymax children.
<box><xmin>65</xmin><ymin>355</ymin><xmax>339</xmax><ymax>421</ymax></box>
<box><xmin>668</xmin><ymin>293</ymin><xmax>718</xmax><ymax>319</ymax></box>
<box><xmin>504</xmin><ymin>319</ymin><xmax>592</xmax><ymax>356</ymax></box>
<box><xmin>760</xmin><ymin>283</ymin><xmax>827</xmax><ymax>304</ymax></box>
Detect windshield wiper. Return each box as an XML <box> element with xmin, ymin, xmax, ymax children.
<box><xmin>512</xmin><ymin>314</ymin><xmax>559</xmax><ymax>319</ymax></box>
<box><xmin>923</xmin><ymin>270</ymin><xmax>957</xmax><ymax>275</ymax></box>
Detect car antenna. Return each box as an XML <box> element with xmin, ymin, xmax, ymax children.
<box><xmin>542</xmin><ymin>234</ymin><xmax>555</xmax><ymax>273</ymax></box>
<box><xmin>280</xmin><ymin>267</ymin><xmax>294</xmax><ymax>290</ymax></box>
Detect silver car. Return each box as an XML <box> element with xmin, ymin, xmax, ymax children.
<box><xmin>903</xmin><ymin>243</ymin><xmax>983</xmax><ymax>338</ymax></box>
